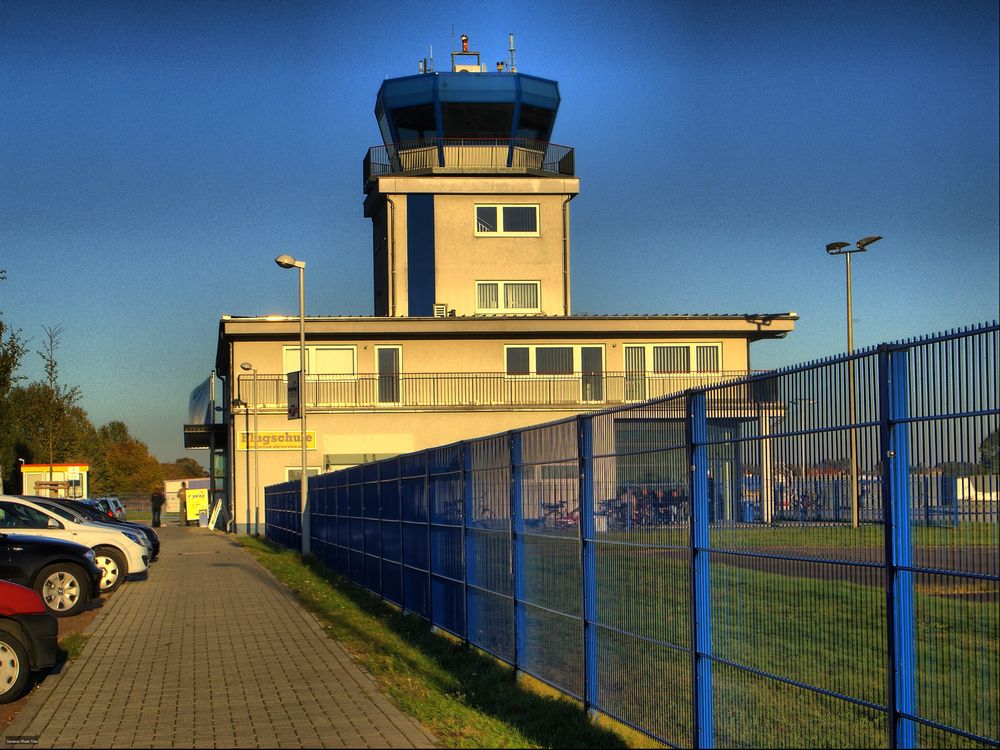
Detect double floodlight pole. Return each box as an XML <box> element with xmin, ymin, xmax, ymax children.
<box><xmin>825</xmin><ymin>235</ymin><xmax>882</xmax><ymax>529</ymax></box>
<box><xmin>275</xmin><ymin>254</ymin><xmax>310</xmax><ymax>556</ymax></box>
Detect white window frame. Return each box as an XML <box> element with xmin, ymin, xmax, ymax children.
<box><xmin>503</xmin><ymin>344</ymin><xmax>605</xmax><ymax>378</ymax></box>
<box><xmin>476</xmin><ymin>281</ymin><xmax>541</xmax><ymax>313</ymax></box>
<box><xmin>474</xmin><ymin>204</ymin><xmax>541</xmax><ymax>237</ymax></box>
<box><xmin>623</xmin><ymin>343</ymin><xmax>723</xmax><ymax>374</ymax></box>
<box><xmin>282</xmin><ymin>345</ymin><xmax>357</xmax><ymax>380</ymax></box>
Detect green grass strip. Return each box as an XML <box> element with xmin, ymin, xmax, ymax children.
<box><xmin>238</xmin><ymin>535</ymin><xmax>645</xmax><ymax>749</ymax></box>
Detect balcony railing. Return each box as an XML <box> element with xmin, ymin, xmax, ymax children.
<box><xmin>235</xmin><ymin>371</ymin><xmax>758</xmax><ymax>411</ymax></box>
<box><xmin>363</xmin><ymin>138</ymin><xmax>575</xmax><ymax>188</ymax></box>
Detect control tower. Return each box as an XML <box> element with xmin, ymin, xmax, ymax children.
<box><xmin>363</xmin><ymin>35</ymin><xmax>580</xmax><ymax>318</ymax></box>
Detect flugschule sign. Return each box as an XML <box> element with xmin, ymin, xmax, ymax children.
<box><xmin>237</xmin><ymin>431</ymin><xmax>317</xmax><ymax>451</ymax></box>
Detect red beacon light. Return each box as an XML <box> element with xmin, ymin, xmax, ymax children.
<box><xmin>461</xmin><ymin>34</ymin><xmax>469</xmax><ymax>53</ymax></box>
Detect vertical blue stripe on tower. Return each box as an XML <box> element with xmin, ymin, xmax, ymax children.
<box><xmin>406</xmin><ymin>194</ymin><xmax>435</xmax><ymax>316</ymax></box>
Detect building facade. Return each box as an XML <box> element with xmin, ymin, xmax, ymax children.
<box><xmin>190</xmin><ymin>39</ymin><xmax>797</xmax><ymax>534</ymax></box>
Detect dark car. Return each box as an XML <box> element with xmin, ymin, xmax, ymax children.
<box><xmin>0</xmin><ymin>580</ymin><xmax>59</xmax><ymax>703</ymax></box>
<box><xmin>0</xmin><ymin>531</ymin><xmax>103</xmax><ymax>617</ymax></box>
<box><xmin>35</xmin><ymin>497</ymin><xmax>160</xmax><ymax>561</ymax></box>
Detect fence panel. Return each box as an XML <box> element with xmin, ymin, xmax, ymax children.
<box><xmin>263</xmin><ymin>321</ymin><xmax>998</xmax><ymax>748</ymax></box>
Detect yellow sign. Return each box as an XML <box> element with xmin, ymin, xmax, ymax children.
<box><xmin>185</xmin><ymin>488</ymin><xmax>209</xmax><ymax>522</ymax></box>
<box><xmin>237</xmin><ymin>431</ymin><xmax>316</xmax><ymax>451</ymax></box>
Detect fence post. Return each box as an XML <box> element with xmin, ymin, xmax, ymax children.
<box><xmin>578</xmin><ymin>415</ymin><xmax>598</xmax><ymax>712</ymax></box>
<box><xmin>424</xmin><ymin>451</ymin><xmax>432</xmax><ymax>623</ymax></box>
<box><xmin>688</xmin><ymin>390</ymin><xmax>713</xmax><ymax>749</ymax></box>
<box><xmin>510</xmin><ymin>431</ymin><xmax>525</xmax><ymax>671</ymax></box>
<box><xmin>462</xmin><ymin>443</ymin><xmax>473</xmax><ymax>645</ymax></box>
<box><xmin>879</xmin><ymin>345</ymin><xmax>916</xmax><ymax>749</ymax></box>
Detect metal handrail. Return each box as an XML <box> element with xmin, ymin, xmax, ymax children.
<box><xmin>236</xmin><ymin>370</ymin><xmax>758</xmax><ymax>410</ymax></box>
<box><xmin>363</xmin><ymin>138</ymin><xmax>575</xmax><ymax>187</ymax></box>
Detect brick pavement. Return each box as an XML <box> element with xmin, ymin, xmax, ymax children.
<box><xmin>4</xmin><ymin>524</ymin><xmax>436</xmax><ymax>748</ymax></box>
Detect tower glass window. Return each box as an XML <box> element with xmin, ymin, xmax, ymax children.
<box><xmin>475</xmin><ymin>204</ymin><xmax>539</xmax><ymax>236</ymax></box>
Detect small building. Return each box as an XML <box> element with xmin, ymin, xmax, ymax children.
<box><xmin>20</xmin><ymin>463</ymin><xmax>89</xmax><ymax>498</ymax></box>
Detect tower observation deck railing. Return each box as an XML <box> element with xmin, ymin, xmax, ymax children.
<box><xmin>363</xmin><ymin>138</ymin><xmax>575</xmax><ymax>188</ymax></box>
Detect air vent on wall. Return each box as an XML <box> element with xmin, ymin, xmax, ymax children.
<box><xmin>433</xmin><ymin>303</ymin><xmax>448</xmax><ymax>318</ymax></box>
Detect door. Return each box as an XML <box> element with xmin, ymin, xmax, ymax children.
<box><xmin>581</xmin><ymin>346</ymin><xmax>604</xmax><ymax>402</ymax></box>
<box><xmin>377</xmin><ymin>347</ymin><xmax>401</xmax><ymax>404</ymax></box>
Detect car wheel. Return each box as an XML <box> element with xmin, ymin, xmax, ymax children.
<box><xmin>35</xmin><ymin>563</ymin><xmax>91</xmax><ymax>617</ymax></box>
<box><xmin>93</xmin><ymin>547</ymin><xmax>128</xmax><ymax>593</ymax></box>
<box><xmin>0</xmin><ymin>624</ymin><xmax>30</xmax><ymax>704</ymax></box>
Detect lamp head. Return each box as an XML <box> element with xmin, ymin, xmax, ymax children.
<box><xmin>856</xmin><ymin>235</ymin><xmax>882</xmax><ymax>251</ymax></box>
<box><xmin>240</xmin><ymin>362</ymin><xmax>253</xmax><ymax>371</ymax></box>
<box><xmin>825</xmin><ymin>241</ymin><xmax>850</xmax><ymax>255</ymax></box>
<box><xmin>275</xmin><ymin>254</ymin><xmax>304</xmax><ymax>269</ymax></box>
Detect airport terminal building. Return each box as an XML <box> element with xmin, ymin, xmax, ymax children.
<box><xmin>187</xmin><ymin>39</ymin><xmax>797</xmax><ymax>534</ymax></box>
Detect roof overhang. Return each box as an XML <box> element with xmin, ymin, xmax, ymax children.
<box><xmin>215</xmin><ymin>312</ymin><xmax>798</xmax><ymax>377</ymax></box>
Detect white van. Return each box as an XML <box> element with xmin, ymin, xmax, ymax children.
<box><xmin>0</xmin><ymin>495</ymin><xmax>149</xmax><ymax>592</ymax></box>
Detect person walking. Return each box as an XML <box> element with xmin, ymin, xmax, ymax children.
<box><xmin>150</xmin><ymin>490</ymin><xmax>165</xmax><ymax>527</ymax></box>
<box><xmin>178</xmin><ymin>481</ymin><xmax>188</xmax><ymax>527</ymax></box>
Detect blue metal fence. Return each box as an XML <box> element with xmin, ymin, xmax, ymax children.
<box><xmin>265</xmin><ymin>322</ymin><xmax>999</xmax><ymax>748</ymax></box>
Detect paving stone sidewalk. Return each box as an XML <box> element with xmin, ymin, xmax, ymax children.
<box><xmin>4</xmin><ymin>524</ymin><xmax>436</xmax><ymax>748</ymax></box>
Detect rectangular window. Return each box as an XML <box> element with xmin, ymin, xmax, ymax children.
<box><xmin>504</xmin><ymin>345</ymin><xmax>606</xmax><ymax>402</ymax></box>
<box><xmin>474</xmin><ymin>204</ymin><xmax>540</xmax><ymax>236</ymax></box>
<box><xmin>475</xmin><ymin>206</ymin><xmax>498</xmax><ymax>233</ymax></box>
<box><xmin>283</xmin><ymin>346</ymin><xmax>357</xmax><ymax>379</ymax></box>
<box><xmin>476</xmin><ymin>281</ymin><xmax>540</xmax><ymax>313</ymax></box>
<box><xmin>506</xmin><ymin>347</ymin><xmax>530</xmax><ymax>375</ymax></box>
<box><xmin>502</xmin><ymin>206</ymin><xmax>537</xmax><ymax>233</ymax></box>
<box><xmin>477</xmin><ymin>282</ymin><xmax>499</xmax><ymax>309</ymax></box>
<box><xmin>535</xmin><ymin>346</ymin><xmax>573</xmax><ymax>375</ymax></box>
<box><xmin>696</xmin><ymin>345</ymin><xmax>720</xmax><ymax>372</ymax></box>
<box><xmin>653</xmin><ymin>345</ymin><xmax>690</xmax><ymax>373</ymax></box>
<box><xmin>504</xmin><ymin>282</ymin><xmax>538</xmax><ymax>309</ymax></box>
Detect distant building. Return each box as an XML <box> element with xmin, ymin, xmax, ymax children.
<box><xmin>187</xmin><ymin>36</ymin><xmax>797</xmax><ymax>534</ymax></box>
<box><xmin>20</xmin><ymin>463</ymin><xmax>89</xmax><ymax>498</ymax></box>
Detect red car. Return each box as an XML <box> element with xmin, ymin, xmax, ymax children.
<box><xmin>0</xmin><ymin>580</ymin><xmax>59</xmax><ymax>703</ymax></box>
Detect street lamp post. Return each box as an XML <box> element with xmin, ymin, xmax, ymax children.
<box><xmin>275</xmin><ymin>254</ymin><xmax>310</xmax><ymax>555</ymax></box>
<box><xmin>825</xmin><ymin>235</ymin><xmax>882</xmax><ymax>528</ymax></box>
<box><xmin>240</xmin><ymin>362</ymin><xmax>260</xmax><ymax>536</ymax></box>
<box><xmin>232</xmin><ymin>397</ymin><xmax>250</xmax><ymax>533</ymax></box>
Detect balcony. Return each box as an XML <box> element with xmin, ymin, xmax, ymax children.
<box><xmin>234</xmin><ymin>371</ymin><xmax>757</xmax><ymax>412</ymax></box>
<box><xmin>363</xmin><ymin>138</ymin><xmax>575</xmax><ymax>189</ymax></box>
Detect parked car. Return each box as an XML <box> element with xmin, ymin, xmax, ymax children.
<box><xmin>0</xmin><ymin>496</ymin><xmax>148</xmax><ymax>593</ymax></box>
<box><xmin>90</xmin><ymin>496</ymin><xmax>126</xmax><ymax>521</ymax></box>
<box><xmin>0</xmin><ymin>580</ymin><xmax>58</xmax><ymax>703</ymax></box>
<box><xmin>0</xmin><ymin>532</ymin><xmax>102</xmax><ymax>617</ymax></box>
<box><xmin>32</xmin><ymin>497</ymin><xmax>160</xmax><ymax>561</ymax></box>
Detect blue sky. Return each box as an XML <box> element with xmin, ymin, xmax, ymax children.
<box><xmin>1</xmin><ymin>0</ymin><xmax>997</xmax><ymax>463</ymax></box>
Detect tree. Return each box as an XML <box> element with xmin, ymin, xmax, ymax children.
<box><xmin>88</xmin><ymin>421</ymin><xmax>164</xmax><ymax>494</ymax></box>
<box><xmin>161</xmin><ymin>457</ymin><xmax>209</xmax><ymax>480</ymax></box>
<box><xmin>981</xmin><ymin>429</ymin><xmax>999</xmax><ymax>473</ymax></box>
<box><xmin>36</xmin><ymin>325</ymin><xmax>82</xmax><ymax>476</ymax></box>
<box><xmin>0</xmin><ymin>268</ymin><xmax>28</xmax><ymax>492</ymax></box>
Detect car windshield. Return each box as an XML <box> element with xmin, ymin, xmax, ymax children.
<box><xmin>0</xmin><ymin>500</ymin><xmax>54</xmax><ymax>529</ymax></box>
<box><xmin>69</xmin><ymin>503</ymin><xmax>105</xmax><ymax>520</ymax></box>
<box><xmin>34</xmin><ymin>502</ymin><xmax>82</xmax><ymax>523</ymax></box>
